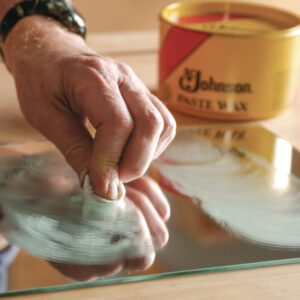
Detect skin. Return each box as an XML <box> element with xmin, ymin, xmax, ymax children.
<box><xmin>2</xmin><ymin>14</ymin><xmax>177</xmax><ymax>200</ymax></box>
<box><xmin>0</xmin><ymin>4</ymin><xmax>174</xmax><ymax>278</ymax></box>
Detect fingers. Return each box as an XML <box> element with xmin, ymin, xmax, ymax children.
<box><xmin>126</xmin><ymin>186</ymin><xmax>169</xmax><ymax>248</ymax></box>
<box><xmin>66</xmin><ymin>58</ymin><xmax>176</xmax><ymax>195</ymax></box>
<box><xmin>126</xmin><ymin>176</ymin><xmax>170</xmax><ymax>221</ymax></box>
<box><xmin>148</xmin><ymin>93</ymin><xmax>177</xmax><ymax>159</ymax></box>
<box><xmin>118</xmin><ymin>85</ymin><xmax>163</xmax><ymax>182</ymax></box>
<box><xmin>118</xmin><ymin>65</ymin><xmax>176</xmax><ymax>182</ymax></box>
<box><xmin>75</xmin><ymin>70</ymin><xmax>133</xmax><ymax>199</ymax></box>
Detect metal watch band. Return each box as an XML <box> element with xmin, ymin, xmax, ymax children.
<box><xmin>0</xmin><ymin>0</ymin><xmax>86</xmax><ymax>60</ymax></box>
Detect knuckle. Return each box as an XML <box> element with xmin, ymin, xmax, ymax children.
<box><xmin>164</xmin><ymin>117</ymin><xmax>177</xmax><ymax>140</ymax></box>
<box><xmin>73</xmin><ymin>71</ymin><xmax>113</xmax><ymax>103</ymax></box>
<box><xmin>111</xmin><ymin>113</ymin><xmax>134</xmax><ymax>132</ymax></box>
<box><xmin>67</xmin><ymin>55</ymin><xmax>118</xmax><ymax>89</ymax></box>
<box><xmin>85</xmin><ymin>56</ymin><xmax>104</xmax><ymax>69</ymax></box>
<box><xmin>118</xmin><ymin>62</ymin><xmax>133</xmax><ymax>75</ymax></box>
<box><xmin>66</xmin><ymin>54</ymin><xmax>107</xmax><ymax>71</ymax></box>
<box><xmin>85</xmin><ymin>56</ymin><xmax>117</xmax><ymax>76</ymax></box>
<box><xmin>61</xmin><ymin>54</ymin><xmax>114</xmax><ymax>74</ymax></box>
<box><xmin>143</xmin><ymin>109</ymin><xmax>164</xmax><ymax>136</ymax></box>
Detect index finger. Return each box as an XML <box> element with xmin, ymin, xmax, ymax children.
<box><xmin>77</xmin><ymin>74</ymin><xmax>134</xmax><ymax>199</ymax></box>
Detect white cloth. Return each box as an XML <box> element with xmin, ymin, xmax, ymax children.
<box><xmin>82</xmin><ymin>176</ymin><xmax>126</xmax><ymax>221</ymax></box>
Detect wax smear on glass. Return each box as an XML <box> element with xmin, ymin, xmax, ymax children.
<box><xmin>0</xmin><ymin>148</ymin><xmax>154</xmax><ymax>265</ymax></box>
<box><xmin>154</xmin><ymin>129</ymin><xmax>300</xmax><ymax>249</ymax></box>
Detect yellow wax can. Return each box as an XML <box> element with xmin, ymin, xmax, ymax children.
<box><xmin>158</xmin><ymin>1</ymin><xmax>300</xmax><ymax>120</ymax></box>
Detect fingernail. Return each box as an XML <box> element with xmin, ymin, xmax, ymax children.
<box><xmin>106</xmin><ymin>177</ymin><xmax>119</xmax><ymax>200</ymax></box>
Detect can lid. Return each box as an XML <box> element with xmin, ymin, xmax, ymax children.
<box><xmin>160</xmin><ymin>1</ymin><xmax>300</xmax><ymax>38</ymax></box>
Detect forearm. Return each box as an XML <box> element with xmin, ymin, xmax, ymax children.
<box><xmin>0</xmin><ymin>0</ymin><xmax>23</xmax><ymax>22</ymax></box>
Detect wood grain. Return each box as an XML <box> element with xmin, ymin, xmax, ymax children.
<box><xmin>6</xmin><ymin>263</ymin><xmax>300</xmax><ymax>300</ymax></box>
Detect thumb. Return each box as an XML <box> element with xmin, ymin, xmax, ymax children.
<box><xmin>75</xmin><ymin>83</ymin><xmax>134</xmax><ymax>200</ymax></box>
<box><xmin>37</xmin><ymin>107</ymin><xmax>93</xmax><ymax>186</ymax></box>
<box><xmin>88</xmin><ymin>122</ymin><xmax>131</xmax><ymax>200</ymax></box>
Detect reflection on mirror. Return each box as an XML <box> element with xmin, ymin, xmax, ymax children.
<box><xmin>0</xmin><ymin>142</ymin><xmax>168</xmax><ymax>285</ymax></box>
<box><xmin>1</xmin><ymin>125</ymin><xmax>300</xmax><ymax>297</ymax></box>
<box><xmin>153</xmin><ymin>126</ymin><xmax>300</xmax><ymax>249</ymax></box>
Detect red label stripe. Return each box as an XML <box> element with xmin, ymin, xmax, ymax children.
<box><xmin>159</xmin><ymin>14</ymin><xmax>245</xmax><ymax>83</ymax></box>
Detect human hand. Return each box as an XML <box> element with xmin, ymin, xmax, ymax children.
<box><xmin>3</xmin><ymin>15</ymin><xmax>176</xmax><ymax>199</ymax></box>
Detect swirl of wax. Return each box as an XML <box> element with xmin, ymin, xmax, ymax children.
<box><xmin>155</xmin><ymin>136</ymin><xmax>300</xmax><ymax>249</ymax></box>
<box><xmin>0</xmin><ymin>152</ymin><xmax>153</xmax><ymax>265</ymax></box>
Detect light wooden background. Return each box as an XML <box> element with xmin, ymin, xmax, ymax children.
<box><xmin>72</xmin><ymin>0</ymin><xmax>300</xmax><ymax>33</ymax></box>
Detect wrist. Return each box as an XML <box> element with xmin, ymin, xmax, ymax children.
<box><xmin>3</xmin><ymin>15</ymin><xmax>92</xmax><ymax>74</ymax></box>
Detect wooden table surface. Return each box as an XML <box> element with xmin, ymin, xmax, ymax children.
<box><xmin>1</xmin><ymin>30</ymin><xmax>300</xmax><ymax>299</ymax></box>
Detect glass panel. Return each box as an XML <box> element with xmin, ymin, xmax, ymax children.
<box><xmin>1</xmin><ymin>125</ymin><xmax>300</xmax><ymax>297</ymax></box>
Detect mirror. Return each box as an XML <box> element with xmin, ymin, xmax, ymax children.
<box><xmin>1</xmin><ymin>125</ymin><xmax>300</xmax><ymax>297</ymax></box>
